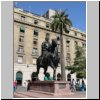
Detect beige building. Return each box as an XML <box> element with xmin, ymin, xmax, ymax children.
<box><xmin>14</xmin><ymin>7</ymin><xmax>86</xmax><ymax>86</ymax></box>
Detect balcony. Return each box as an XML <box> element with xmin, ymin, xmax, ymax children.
<box><xmin>20</xmin><ymin>32</ymin><xmax>25</xmax><ymax>36</ymax></box>
<box><xmin>66</xmin><ymin>49</ymin><xmax>70</xmax><ymax>53</ymax></box>
<box><xmin>19</xmin><ymin>41</ymin><xmax>24</xmax><ymax>46</ymax></box>
<box><xmin>31</xmin><ymin>51</ymin><xmax>39</xmax><ymax>58</ymax></box>
<box><xmin>33</xmin><ymin>36</ymin><xmax>38</xmax><ymax>40</ymax></box>
<box><xmin>17</xmin><ymin>49</ymin><xmax>25</xmax><ymax>55</ymax></box>
<box><xmin>14</xmin><ymin>18</ymin><xmax>55</xmax><ymax>34</ymax></box>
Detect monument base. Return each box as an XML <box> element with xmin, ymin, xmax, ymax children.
<box><xmin>30</xmin><ymin>81</ymin><xmax>72</xmax><ymax>96</ymax></box>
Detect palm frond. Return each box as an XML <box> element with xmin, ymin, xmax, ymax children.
<box><xmin>51</xmin><ymin>10</ymin><xmax>72</xmax><ymax>34</ymax></box>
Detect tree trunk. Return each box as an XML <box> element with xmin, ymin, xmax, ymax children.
<box><xmin>60</xmin><ymin>31</ymin><xmax>66</xmax><ymax>81</ymax></box>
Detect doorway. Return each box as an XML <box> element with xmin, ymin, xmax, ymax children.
<box><xmin>31</xmin><ymin>72</ymin><xmax>37</xmax><ymax>81</ymax></box>
<box><xmin>16</xmin><ymin>71</ymin><xmax>23</xmax><ymax>86</ymax></box>
<box><xmin>67</xmin><ymin>73</ymin><xmax>71</xmax><ymax>81</ymax></box>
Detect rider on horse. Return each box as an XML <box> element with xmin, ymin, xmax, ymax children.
<box><xmin>40</xmin><ymin>34</ymin><xmax>52</xmax><ymax>65</ymax></box>
<box><xmin>36</xmin><ymin>34</ymin><xmax>59</xmax><ymax>80</ymax></box>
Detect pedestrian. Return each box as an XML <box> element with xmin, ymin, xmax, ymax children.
<box><xmin>15</xmin><ymin>80</ymin><xmax>17</xmax><ymax>89</ymax></box>
<box><xmin>82</xmin><ymin>79</ymin><xmax>85</xmax><ymax>92</ymax></box>
<box><xmin>27</xmin><ymin>80</ymin><xmax>31</xmax><ymax>91</ymax></box>
<box><xmin>71</xmin><ymin>79</ymin><xmax>76</xmax><ymax>92</ymax></box>
<box><xmin>77</xmin><ymin>79</ymin><xmax>80</xmax><ymax>85</ymax></box>
<box><xmin>24</xmin><ymin>80</ymin><xmax>28</xmax><ymax>89</ymax></box>
<box><xmin>44</xmin><ymin>75</ymin><xmax>48</xmax><ymax>81</ymax></box>
<box><xmin>13</xmin><ymin>80</ymin><xmax>17</xmax><ymax>92</ymax></box>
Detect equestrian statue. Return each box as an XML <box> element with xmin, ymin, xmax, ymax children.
<box><xmin>36</xmin><ymin>34</ymin><xmax>60</xmax><ymax>80</ymax></box>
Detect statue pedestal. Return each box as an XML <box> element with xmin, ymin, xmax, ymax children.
<box><xmin>30</xmin><ymin>81</ymin><xmax>72</xmax><ymax>96</ymax></box>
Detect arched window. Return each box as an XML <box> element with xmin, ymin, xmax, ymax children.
<box><xmin>16</xmin><ymin>71</ymin><xmax>23</xmax><ymax>85</ymax></box>
<box><xmin>57</xmin><ymin>73</ymin><xmax>61</xmax><ymax>81</ymax></box>
<box><xmin>67</xmin><ymin>73</ymin><xmax>71</xmax><ymax>81</ymax></box>
<box><xmin>31</xmin><ymin>72</ymin><xmax>37</xmax><ymax>81</ymax></box>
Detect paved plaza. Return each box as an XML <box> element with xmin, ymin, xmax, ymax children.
<box><xmin>14</xmin><ymin>91</ymin><xmax>86</xmax><ymax>98</ymax></box>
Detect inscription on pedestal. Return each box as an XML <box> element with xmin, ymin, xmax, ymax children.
<box><xmin>59</xmin><ymin>83</ymin><xmax>66</xmax><ymax>89</ymax></box>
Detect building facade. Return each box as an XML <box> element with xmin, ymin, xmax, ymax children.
<box><xmin>14</xmin><ymin>7</ymin><xmax>86</xmax><ymax>86</ymax></box>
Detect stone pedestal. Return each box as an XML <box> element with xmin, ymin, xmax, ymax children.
<box><xmin>30</xmin><ymin>81</ymin><xmax>71</xmax><ymax>96</ymax></box>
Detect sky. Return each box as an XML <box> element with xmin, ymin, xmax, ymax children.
<box><xmin>14</xmin><ymin>1</ymin><xmax>86</xmax><ymax>32</ymax></box>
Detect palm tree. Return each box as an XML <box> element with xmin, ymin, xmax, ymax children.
<box><xmin>51</xmin><ymin>10</ymin><xmax>72</xmax><ymax>81</ymax></box>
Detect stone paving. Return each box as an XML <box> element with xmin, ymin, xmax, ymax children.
<box><xmin>14</xmin><ymin>91</ymin><xmax>86</xmax><ymax>98</ymax></box>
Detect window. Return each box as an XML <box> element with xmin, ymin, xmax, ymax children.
<box><xmin>46</xmin><ymin>23</ymin><xmax>50</xmax><ymax>28</ymax></box>
<box><xmin>66</xmin><ymin>38</ymin><xmax>70</xmax><ymax>44</ymax></box>
<box><xmin>19</xmin><ymin>36</ymin><xmax>24</xmax><ymax>42</ymax></box>
<box><xmin>56</xmin><ymin>34</ymin><xmax>60</xmax><ymax>41</ymax></box>
<box><xmin>18</xmin><ymin>56</ymin><xmax>23</xmax><ymax>63</ymax></box>
<box><xmin>21</xmin><ymin>16</ymin><xmax>25</xmax><ymax>22</ymax></box>
<box><xmin>18</xmin><ymin>45</ymin><xmax>24</xmax><ymax>53</ymax></box>
<box><xmin>32</xmin><ymin>48</ymin><xmax>38</xmax><ymax>54</ymax></box>
<box><xmin>20</xmin><ymin>26</ymin><xmax>25</xmax><ymax>33</ymax></box>
<box><xmin>81</xmin><ymin>34</ymin><xmax>84</xmax><ymax>37</ymax></box>
<box><xmin>67</xmin><ymin>53</ymin><xmax>70</xmax><ymax>60</ymax></box>
<box><xmin>57</xmin><ymin>73</ymin><xmax>61</xmax><ymax>81</ymax></box>
<box><xmin>75</xmin><ymin>32</ymin><xmax>77</xmax><ymax>36</ymax></box>
<box><xmin>67</xmin><ymin>45</ymin><xmax>70</xmax><ymax>52</ymax></box>
<box><xmin>82</xmin><ymin>42</ymin><xmax>86</xmax><ymax>47</ymax></box>
<box><xmin>45</xmin><ymin>33</ymin><xmax>50</xmax><ymax>40</ymax></box>
<box><xmin>66</xmin><ymin>40</ymin><xmax>70</xmax><ymax>44</ymax></box>
<box><xmin>66</xmin><ymin>59</ymin><xmax>71</xmax><ymax>66</ymax></box>
<box><xmin>19</xmin><ymin>45</ymin><xmax>23</xmax><ymax>49</ymax></box>
<box><xmin>75</xmin><ymin>41</ymin><xmax>78</xmax><ymax>46</ymax></box>
<box><xmin>84</xmin><ymin>43</ymin><xmax>86</xmax><ymax>47</ymax></box>
<box><xmin>46</xmin><ymin>32</ymin><xmax>49</xmax><ymax>36</ymax></box>
<box><xmin>67</xmin><ymin>74</ymin><xmax>71</xmax><ymax>81</ymax></box>
<box><xmin>34</xmin><ymin>19</ymin><xmax>38</xmax><ymax>25</ymax></box>
<box><xmin>66</xmin><ymin>53</ymin><xmax>71</xmax><ymax>66</ymax></box>
<box><xmin>75</xmin><ymin>41</ymin><xmax>78</xmax><ymax>50</ymax></box>
<box><xmin>33</xmin><ymin>40</ymin><xmax>38</xmax><ymax>45</ymax></box>
<box><xmin>57</xmin><ymin>36</ymin><xmax>60</xmax><ymax>40</ymax></box>
<box><xmin>33</xmin><ymin>58</ymin><xmax>37</xmax><ymax>65</ymax></box>
<box><xmin>34</xmin><ymin>30</ymin><xmax>38</xmax><ymax>36</ymax></box>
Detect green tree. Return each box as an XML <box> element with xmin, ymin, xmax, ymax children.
<box><xmin>51</xmin><ymin>10</ymin><xmax>72</xmax><ymax>80</ymax></box>
<box><xmin>66</xmin><ymin>45</ymin><xmax>86</xmax><ymax>78</ymax></box>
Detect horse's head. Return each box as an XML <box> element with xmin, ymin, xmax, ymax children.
<box><xmin>52</xmin><ymin>39</ymin><xmax>57</xmax><ymax>48</ymax></box>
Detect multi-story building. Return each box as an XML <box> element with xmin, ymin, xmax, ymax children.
<box><xmin>14</xmin><ymin>7</ymin><xmax>86</xmax><ymax>86</ymax></box>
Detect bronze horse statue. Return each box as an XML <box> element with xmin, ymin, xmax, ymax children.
<box><xmin>36</xmin><ymin>39</ymin><xmax>60</xmax><ymax>80</ymax></box>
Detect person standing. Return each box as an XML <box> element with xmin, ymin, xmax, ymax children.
<box><xmin>27</xmin><ymin>80</ymin><xmax>31</xmax><ymax>91</ymax></box>
<box><xmin>82</xmin><ymin>79</ymin><xmax>85</xmax><ymax>92</ymax></box>
<box><xmin>13</xmin><ymin>80</ymin><xmax>17</xmax><ymax>92</ymax></box>
<box><xmin>71</xmin><ymin>79</ymin><xmax>76</xmax><ymax>92</ymax></box>
<box><xmin>24</xmin><ymin>80</ymin><xmax>28</xmax><ymax>89</ymax></box>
